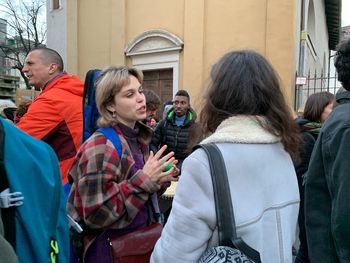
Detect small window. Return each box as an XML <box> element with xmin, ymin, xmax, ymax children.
<box><xmin>52</xmin><ymin>0</ymin><xmax>60</xmax><ymax>10</ymax></box>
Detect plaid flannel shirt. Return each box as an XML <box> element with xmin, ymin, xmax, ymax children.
<box><xmin>67</xmin><ymin>124</ymin><xmax>159</xmax><ymax>251</ymax></box>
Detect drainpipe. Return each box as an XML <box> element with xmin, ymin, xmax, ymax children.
<box><xmin>297</xmin><ymin>0</ymin><xmax>306</xmax><ymax>111</ymax></box>
<box><xmin>327</xmin><ymin>49</ymin><xmax>331</xmax><ymax>91</ymax></box>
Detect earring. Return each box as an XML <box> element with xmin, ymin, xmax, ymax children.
<box><xmin>112</xmin><ymin>111</ymin><xmax>116</xmax><ymax>118</ymax></box>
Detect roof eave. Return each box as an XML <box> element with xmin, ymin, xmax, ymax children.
<box><xmin>325</xmin><ymin>0</ymin><xmax>342</xmax><ymax>50</ymax></box>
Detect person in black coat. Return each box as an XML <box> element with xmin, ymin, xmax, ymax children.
<box><xmin>150</xmin><ymin>90</ymin><xmax>198</xmax><ymax>223</ymax></box>
<box><xmin>305</xmin><ymin>38</ymin><xmax>350</xmax><ymax>262</ymax></box>
<box><xmin>150</xmin><ymin>90</ymin><xmax>197</xmax><ymax>170</ymax></box>
<box><xmin>294</xmin><ymin>91</ymin><xmax>335</xmax><ymax>263</ymax></box>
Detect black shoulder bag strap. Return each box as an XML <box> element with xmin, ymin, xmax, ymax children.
<box><xmin>195</xmin><ymin>143</ymin><xmax>261</xmax><ymax>263</ymax></box>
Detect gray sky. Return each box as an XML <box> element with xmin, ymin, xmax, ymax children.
<box><xmin>343</xmin><ymin>0</ymin><xmax>350</xmax><ymax>26</ymax></box>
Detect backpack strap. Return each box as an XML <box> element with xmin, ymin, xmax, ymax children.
<box><xmin>97</xmin><ymin>127</ymin><xmax>122</xmax><ymax>157</ymax></box>
<box><xmin>97</xmin><ymin>127</ymin><xmax>162</xmax><ymax>223</ymax></box>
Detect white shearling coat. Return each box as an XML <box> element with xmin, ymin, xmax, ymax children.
<box><xmin>151</xmin><ymin>116</ymin><xmax>299</xmax><ymax>263</ymax></box>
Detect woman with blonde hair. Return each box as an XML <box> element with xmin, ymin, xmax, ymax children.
<box><xmin>67</xmin><ymin>66</ymin><xmax>179</xmax><ymax>262</ymax></box>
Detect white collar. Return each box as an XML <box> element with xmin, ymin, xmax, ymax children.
<box><xmin>201</xmin><ymin>115</ymin><xmax>280</xmax><ymax>144</ymax></box>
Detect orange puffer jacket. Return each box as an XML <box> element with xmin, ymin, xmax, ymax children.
<box><xmin>17</xmin><ymin>75</ymin><xmax>84</xmax><ymax>184</ymax></box>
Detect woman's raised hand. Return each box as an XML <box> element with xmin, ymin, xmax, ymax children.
<box><xmin>143</xmin><ymin>145</ymin><xmax>180</xmax><ymax>185</ymax></box>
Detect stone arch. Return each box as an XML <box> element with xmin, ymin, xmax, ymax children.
<box><xmin>125</xmin><ymin>29</ymin><xmax>183</xmax><ymax>56</ymax></box>
<box><xmin>125</xmin><ymin>29</ymin><xmax>184</xmax><ymax>97</ymax></box>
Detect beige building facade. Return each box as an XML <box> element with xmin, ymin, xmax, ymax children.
<box><xmin>47</xmin><ymin>0</ymin><xmax>341</xmax><ymax>110</ymax></box>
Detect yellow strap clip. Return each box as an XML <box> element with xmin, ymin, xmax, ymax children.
<box><xmin>50</xmin><ymin>239</ymin><xmax>59</xmax><ymax>263</ymax></box>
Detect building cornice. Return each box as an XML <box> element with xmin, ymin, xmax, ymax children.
<box><xmin>125</xmin><ymin>29</ymin><xmax>183</xmax><ymax>56</ymax></box>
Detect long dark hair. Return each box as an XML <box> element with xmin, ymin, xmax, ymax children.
<box><xmin>303</xmin><ymin>92</ymin><xmax>334</xmax><ymax>122</ymax></box>
<box><xmin>200</xmin><ymin>50</ymin><xmax>301</xmax><ymax>160</ymax></box>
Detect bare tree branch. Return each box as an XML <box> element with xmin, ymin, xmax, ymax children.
<box><xmin>0</xmin><ymin>0</ymin><xmax>46</xmax><ymax>89</ymax></box>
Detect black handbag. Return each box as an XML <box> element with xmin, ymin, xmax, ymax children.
<box><xmin>196</xmin><ymin>144</ymin><xmax>261</xmax><ymax>263</ymax></box>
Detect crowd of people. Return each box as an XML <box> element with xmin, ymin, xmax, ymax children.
<box><xmin>1</xmin><ymin>37</ymin><xmax>350</xmax><ymax>262</ymax></box>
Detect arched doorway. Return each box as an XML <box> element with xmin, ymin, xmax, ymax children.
<box><xmin>125</xmin><ymin>29</ymin><xmax>183</xmax><ymax>111</ymax></box>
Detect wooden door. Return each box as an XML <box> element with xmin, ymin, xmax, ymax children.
<box><xmin>143</xmin><ymin>69</ymin><xmax>173</xmax><ymax>119</ymax></box>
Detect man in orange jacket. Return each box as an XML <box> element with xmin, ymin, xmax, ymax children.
<box><xmin>17</xmin><ymin>47</ymin><xmax>84</xmax><ymax>185</ymax></box>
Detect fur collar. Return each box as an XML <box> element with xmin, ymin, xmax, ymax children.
<box><xmin>201</xmin><ymin>115</ymin><xmax>280</xmax><ymax>144</ymax></box>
